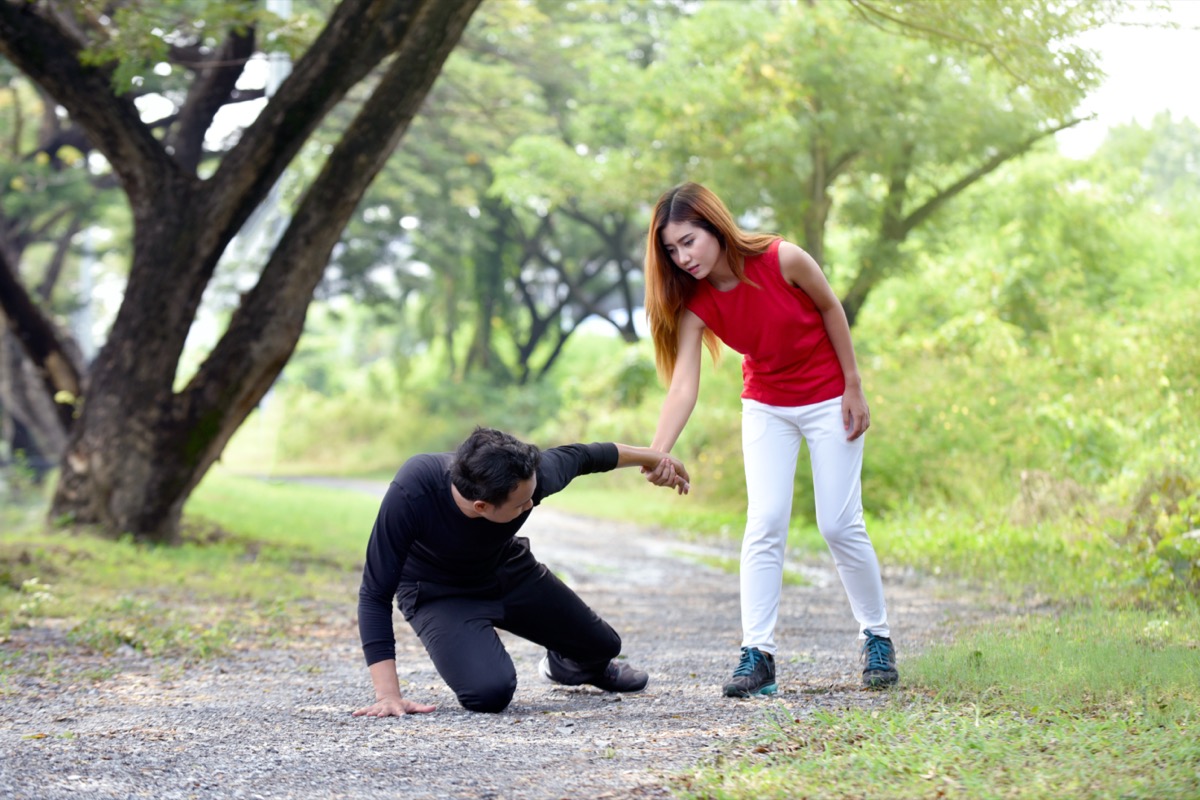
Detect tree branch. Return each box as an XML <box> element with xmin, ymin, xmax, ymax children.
<box><xmin>901</xmin><ymin>117</ymin><xmax>1087</xmax><ymax>236</ymax></box>
<box><xmin>178</xmin><ymin>0</ymin><xmax>481</xmax><ymax>454</ymax></box>
<box><xmin>0</xmin><ymin>248</ymin><xmax>82</xmax><ymax>429</ymax></box>
<box><xmin>845</xmin><ymin>0</ymin><xmax>1037</xmax><ymax>88</ymax></box>
<box><xmin>0</xmin><ymin>1</ymin><xmax>183</xmax><ymax>204</ymax></box>
<box><xmin>167</xmin><ymin>21</ymin><xmax>257</xmax><ymax>174</ymax></box>
<box><xmin>205</xmin><ymin>0</ymin><xmax>447</xmax><ymax>244</ymax></box>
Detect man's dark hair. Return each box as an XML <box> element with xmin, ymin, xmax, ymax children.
<box><xmin>450</xmin><ymin>427</ymin><xmax>541</xmax><ymax>506</ymax></box>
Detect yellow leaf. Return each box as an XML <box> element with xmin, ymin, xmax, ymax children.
<box><xmin>58</xmin><ymin>145</ymin><xmax>85</xmax><ymax>166</ymax></box>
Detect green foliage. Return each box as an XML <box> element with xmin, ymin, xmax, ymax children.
<box><xmin>224</xmin><ymin>328</ymin><xmax>565</xmax><ymax>476</ymax></box>
<box><xmin>1124</xmin><ymin>470</ymin><xmax>1200</xmax><ymax>597</ymax></box>
<box><xmin>845</xmin><ymin>0</ymin><xmax>1136</xmax><ymax>116</ymax></box>
<box><xmin>72</xmin><ymin>0</ymin><xmax>316</xmax><ymax>94</ymax></box>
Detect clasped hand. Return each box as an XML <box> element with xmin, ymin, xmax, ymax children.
<box><xmin>641</xmin><ymin>456</ymin><xmax>690</xmax><ymax>495</ymax></box>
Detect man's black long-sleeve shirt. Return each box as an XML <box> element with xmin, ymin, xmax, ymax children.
<box><xmin>357</xmin><ymin>442</ymin><xmax>619</xmax><ymax>666</ymax></box>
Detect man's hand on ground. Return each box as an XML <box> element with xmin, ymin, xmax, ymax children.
<box><xmin>352</xmin><ymin>696</ymin><xmax>436</xmax><ymax>717</ymax></box>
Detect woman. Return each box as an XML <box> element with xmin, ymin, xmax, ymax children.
<box><xmin>642</xmin><ymin>182</ymin><xmax>897</xmax><ymax>697</ymax></box>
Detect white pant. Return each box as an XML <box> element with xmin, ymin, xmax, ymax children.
<box><xmin>740</xmin><ymin>396</ymin><xmax>889</xmax><ymax>655</ymax></box>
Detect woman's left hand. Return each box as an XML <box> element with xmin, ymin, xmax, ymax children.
<box><xmin>842</xmin><ymin>387</ymin><xmax>870</xmax><ymax>441</ymax></box>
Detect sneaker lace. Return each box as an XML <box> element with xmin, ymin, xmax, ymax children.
<box><xmin>862</xmin><ymin>635</ymin><xmax>894</xmax><ymax>672</ymax></box>
<box><xmin>732</xmin><ymin>647</ymin><xmax>762</xmax><ymax>677</ymax></box>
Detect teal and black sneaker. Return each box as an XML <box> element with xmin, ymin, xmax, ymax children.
<box><xmin>861</xmin><ymin>632</ymin><xmax>899</xmax><ymax>688</ymax></box>
<box><xmin>722</xmin><ymin>646</ymin><xmax>776</xmax><ymax>698</ymax></box>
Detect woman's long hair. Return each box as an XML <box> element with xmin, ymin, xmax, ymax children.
<box><xmin>643</xmin><ymin>182</ymin><xmax>778</xmax><ymax>381</ymax></box>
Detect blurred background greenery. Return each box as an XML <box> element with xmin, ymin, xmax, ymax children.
<box><xmin>3</xmin><ymin>4</ymin><xmax>1198</xmax><ymax>793</ymax></box>
<box><xmin>3</xmin><ymin>0</ymin><xmax>1198</xmax><ymax>611</ymax></box>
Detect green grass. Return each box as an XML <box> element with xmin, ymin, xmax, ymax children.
<box><xmin>678</xmin><ymin>605</ymin><xmax>1200</xmax><ymax>800</ymax></box>
<box><xmin>0</xmin><ymin>469</ymin><xmax>378</xmax><ymax>682</ymax></box>
<box><xmin>549</xmin><ymin>481</ymin><xmax>1184</xmax><ymax>606</ymax></box>
<box><xmin>544</xmin><ymin>484</ymin><xmax>1200</xmax><ymax>799</ymax></box>
<box><xmin>910</xmin><ymin>606</ymin><xmax>1200</xmax><ymax>717</ymax></box>
<box><xmin>872</xmin><ymin>506</ymin><xmax>1134</xmax><ymax>602</ymax></box>
<box><xmin>186</xmin><ymin>467</ymin><xmax>379</xmax><ymax>558</ymax></box>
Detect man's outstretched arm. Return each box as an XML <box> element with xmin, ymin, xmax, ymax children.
<box><xmin>613</xmin><ymin>443</ymin><xmax>690</xmax><ymax>495</ymax></box>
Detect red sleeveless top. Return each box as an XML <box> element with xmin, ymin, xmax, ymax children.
<box><xmin>685</xmin><ymin>239</ymin><xmax>845</xmax><ymax>406</ymax></box>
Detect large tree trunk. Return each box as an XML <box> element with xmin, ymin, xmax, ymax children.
<box><xmin>1</xmin><ymin>0</ymin><xmax>481</xmax><ymax>541</ymax></box>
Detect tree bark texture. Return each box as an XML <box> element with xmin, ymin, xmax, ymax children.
<box><xmin>0</xmin><ymin>0</ymin><xmax>481</xmax><ymax>540</ymax></box>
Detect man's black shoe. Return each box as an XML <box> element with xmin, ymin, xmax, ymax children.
<box><xmin>539</xmin><ymin>654</ymin><xmax>649</xmax><ymax>693</ymax></box>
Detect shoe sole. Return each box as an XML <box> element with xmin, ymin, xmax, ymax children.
<box><xmin>722</xmin><ymin>682</ymin><xmax>777</xmax><ymax>698</ymax></box>
<box><xmin>862</xmin><ymin>670</ymin><xmax>899</xmax><ymax>689</ymax></box>
<box><xmin>592</xmin><ymin>681</ymin><xmax>648</xmax><ymax>693</ymax></box>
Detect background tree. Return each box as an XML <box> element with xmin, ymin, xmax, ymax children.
<box><xmin>0</xmin><ymin>0</ymin><xmax>480</xmax><ymax>541</ymax></box>
<box><xmin>376</xmin><ymin>0</ymin><xmax>678</xmax><ymax>384</ymax></box>
<box><xmin>632</xmin><ymin>0</ymin><xmax>1127</xmax><ymax>323</ymax></box>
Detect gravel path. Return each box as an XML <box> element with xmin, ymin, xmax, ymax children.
<box><xmin>2</xmin><ymin>486</ymin><xmax>978</xmax><ymax>800</ymax></box>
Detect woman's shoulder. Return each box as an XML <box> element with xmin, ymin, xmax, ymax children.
<box><xmin>742</xmin><ymin>238</ymin><xmax>787</xmax><ymax>282</ymax></box>
<box><xmin>746</xmin><ymin>237</ymin><xmax>784</xmax><ymax>267</ymax></box>
<box><xmin>773</xmin><ymin>240</ymin><xmax>825</xmax><ymax>286</ymax></box>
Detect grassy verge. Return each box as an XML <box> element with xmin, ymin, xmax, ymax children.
<box><xmin>541</xmin><ymin>485</ymin><xmax>1200</xmax><ymax>799</ymax></box>
<box><xmin>0</xmin><ymin>470</ymin><xmax>376</xmax><ymax>689</ymax></box>
<box><xmin>677</xmin><ymin>605</ymin><xmax>1200</xmax><ymax>800</ymax></box>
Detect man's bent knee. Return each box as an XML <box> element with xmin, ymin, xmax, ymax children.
<box><xmin>456</xmin><ymin>678</ymin><xmax>517</xmax><ymax>713</ymax></box>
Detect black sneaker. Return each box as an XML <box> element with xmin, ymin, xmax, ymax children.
<box><xmin>539</xmin><ymin>654</ymin><xmax>649</xmax><ymax>693</ymax></box>
<box><xmin>722</xmin><ymin>646</ymin><xmax>776</xmax><ymax>698</ymax></box>
<box><xmin>861</xmin><ymin>632</ymin><xmax>899</xmax><ymax>688</ymax></box>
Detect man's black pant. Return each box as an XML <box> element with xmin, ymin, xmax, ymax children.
<box><xmin>398</xmin><ymin>557</ymin><xmax>621</xmax><ymax>713</ymax></box>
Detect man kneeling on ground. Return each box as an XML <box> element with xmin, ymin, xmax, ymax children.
<box><xmin>353</xmin><ymin>427</ymin><xmax>690</xmax><ymax>715</ymax></box>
